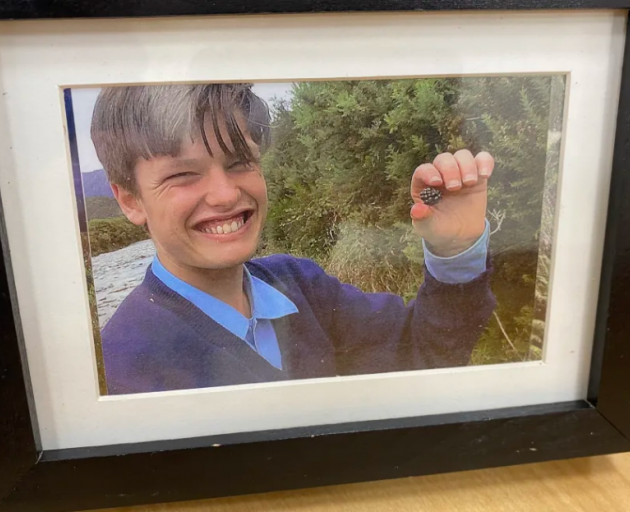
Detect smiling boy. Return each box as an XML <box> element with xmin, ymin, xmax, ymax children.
<box><xmin>91</xmin><ymin>83</ymin><xmax>496</xmax><ymax>395</ymax></box>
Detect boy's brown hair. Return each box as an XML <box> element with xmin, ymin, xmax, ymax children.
<box><xmin>90</xmin><ymin>83</ymin><xmax>270</xmax><ymax>195</ymax></box>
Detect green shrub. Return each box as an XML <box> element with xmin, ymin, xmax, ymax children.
<box><xmin>325</xmin><ymin>221</ymin><xmax>424</xmax><ymax>301</ymax></box>
<box><xmin>88</xmin><ymin>216</ymin><xmax>150</xmax><ymax>257</ymax></box>
<box><xmin>261</xmin><ymin>77</ymin><xmax>558</xmax><ymax>364</ymax></box>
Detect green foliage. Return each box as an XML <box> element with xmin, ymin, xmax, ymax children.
<box><xmin>86</xmin><ymin>196</ymin><xmax>122</xmax><ymax>220</ymax></box>
<box><xmin>88</xmin><ymin>216</ymin><xmax>150</xmax><ymax>257</ymax></box>
<box><xmin>262</xmin><ymin>77</ymin><xmax>558</xmax><ymax>364</ymax></box>
<box><xmin>327</xmin><ymin>222</ymin><xmax>425</xmax><ymax>302</ymax></box>
<box><xmin>81</xmin><ymin>232</ymin><xmax>107</xmax><ymax>394</ymax></box>
<box><xmin>470</xmin><ymin>275</ymin><xmax>536</xmax><ymax>365</ymax></box>
<box><xmin>456</xmin><ymin>77</ymin><xmax>552</xmax><ymax>258</ymax></box>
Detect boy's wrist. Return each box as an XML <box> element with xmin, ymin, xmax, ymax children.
<box><xmin>422</xmin><ymin>219</ymin><xmax>488</xmax><ymax>257</ymax></box>
<box><xmin>425</xmin><ymin>237</ymin><xmax>481</xmax><ymax>258</ymax></box>
<box><xmin>422</xmin><ymin>220</ymin><xmax>490</xmax><ymax>284</ymax></box>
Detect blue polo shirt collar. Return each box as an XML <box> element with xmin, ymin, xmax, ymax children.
<box><xmin>150</xmin><ymin>256</ymin><xmax>298</xmax><ymax>341</ymax></box>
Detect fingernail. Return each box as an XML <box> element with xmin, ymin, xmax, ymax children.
<box><xmin>429</xmin><ymin>176</ymin><xmax>443</xmax><ymax>185</ymax></box>
<box><xmin>447</xmin><ymin>180</ymin><xmax>461</xmax><ymax>189</ymax></box>
<box><xmin>463</xmin><ymin>175</ymin><xmax>476</xmax><ymax>183</ymax></box>
<box><xmin>479</xmin><ymin>168</ymin><xmax>490</xmax><ymax>177</ymax></box>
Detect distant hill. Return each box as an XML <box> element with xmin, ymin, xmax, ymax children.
<box><xmin>82</xmin><ymin>169</ymin><xmax>113</xmax><ymax>198</ymax></box>
<box><xmin>86</xmin><ymin>196</ymin><xmax>122</xmax><ymax>220</ymax></box>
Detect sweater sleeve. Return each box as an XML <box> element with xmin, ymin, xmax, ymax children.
<box><xmin>289</xmin><ymin>255</ymin><xmax>496</xmax><ymax>376</ymax></box>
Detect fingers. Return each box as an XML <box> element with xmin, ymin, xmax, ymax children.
<box><xmin>411</xmin><ymin>150</ymin><xmax>493</xmax><ymax>201</ymax></box>
<box><xmin>433</xmin><ymin>152</ymin><xmax>463</xmax><ymax>191</ymax></box>
<box><xmin>435</xmin><ymin>149</ymin><xmax>485</xmax><ymax>190</ymax></box>
<box><xmin>414</xmin><ymin>163</ymin><xmax>443</xmax><ymax>190</ymax></box>
<box><xmin>475</xmin><ymin>151</ymin><xmax>495</xmax><ymax>179</ymax></box>
<box><xmin>454</xmin><ymin>150</ymin><xmax>477</xmax><ymax>186</ymax></box>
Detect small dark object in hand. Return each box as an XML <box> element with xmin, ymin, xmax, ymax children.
<box><xmin>420</xmin><ymin>187</ymin><xmax>442</xmax><ymax>206</ymax></box>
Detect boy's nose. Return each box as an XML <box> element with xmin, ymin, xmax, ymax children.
<box><xmin>202</xmin><ymin>168</ymin><xmax>241</xmax><ymax>208</ymax></box>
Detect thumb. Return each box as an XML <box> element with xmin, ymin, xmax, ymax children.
<box><xmin>410</xmin><ymin>202</ymin><xmax>432</xmax><ymax>222</ymax></box>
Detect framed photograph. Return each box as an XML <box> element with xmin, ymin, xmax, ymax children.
<box><xmin>2</xmin><ymin>3</ymin><xmax>630</xmax><ymax>511</ymax></box>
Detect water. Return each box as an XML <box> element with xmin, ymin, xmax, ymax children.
<box><xmin>92</xmin><ymin>239</ymin><xmax>155</xmax><ymax>327</ymax></box>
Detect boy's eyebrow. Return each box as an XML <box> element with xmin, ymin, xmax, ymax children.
<box><xmin>157</xmin><ymin>158</ymin><xmax>204</xmax><ymax>173</ymax></box>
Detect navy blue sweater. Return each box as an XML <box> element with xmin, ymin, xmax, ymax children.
<box><xmin>101</xmin><ymin>254</ymin><xmax>496</xmax><ymax>395</ymax></box>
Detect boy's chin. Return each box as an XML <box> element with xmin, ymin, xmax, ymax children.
<box><xmin>201</xmin><ymin>247</ymin><xmax>259</xmax><ymax>270</ymax></box>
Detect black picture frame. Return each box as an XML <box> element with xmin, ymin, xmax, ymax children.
<box><xmin>2</xmin><ymin>2</ymin><xmax>630</xmax><ymax>511</ymax></box>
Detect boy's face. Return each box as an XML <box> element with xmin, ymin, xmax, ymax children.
<box><xmin>113</xmin><ymin>119</ymin><xmax>267</xmax><ymax>274</ymax></box>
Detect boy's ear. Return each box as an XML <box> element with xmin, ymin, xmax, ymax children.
<box><xmin>111</xmin><ymin>184</ymin><xmax>147</xmax><ymax>226</ymax></box>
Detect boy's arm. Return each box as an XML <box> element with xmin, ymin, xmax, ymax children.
<box><xmin>408</xmin><ymin>222</ymin><xmax>495</xmax><ymax>369</ymax></box>
<box><xmin>317</xmin><ymin>150</ymin><xmax>497</xmax><ymax>374</ymax></box>
<box><xmin>300</xmin><ymin>246</ymin><xmax>494</xmax><ymax>375</ymax></box>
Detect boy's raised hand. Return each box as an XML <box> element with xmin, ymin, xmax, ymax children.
<box><xmin>410</xmin><ymin>150</ymin><xmax>494</xmax><ymax>257</ymax></box>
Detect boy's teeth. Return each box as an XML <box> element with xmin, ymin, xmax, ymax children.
<box><xmin>200</xmin><ymin>214</ymin><xmax>247</xmax><ymax>235</ymax></box>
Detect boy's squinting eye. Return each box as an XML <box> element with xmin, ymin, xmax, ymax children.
<box><xmin>164</xmin><ymin>171</ymin><xmax>197</xmax><ymax>182</ymax></box>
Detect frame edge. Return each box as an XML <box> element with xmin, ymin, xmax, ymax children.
<box><xmin>2</xmin><ymin>401</ymin><xmax>628</xmax><ymax>512</ymax></box>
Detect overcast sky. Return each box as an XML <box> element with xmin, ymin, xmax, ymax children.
<box><xmin>71</xmin><ymin>82</ymin><xmax>294</xmax><ymax>173</ymax></box>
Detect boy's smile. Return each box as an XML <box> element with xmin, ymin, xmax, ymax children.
<box><xmin>193</xmin><ymin>208</ymin><xmax>254</xmax><ymax>237</ymax></box>
<box><xmin>112</xmin><ymin>119</ymin><xmax>267</xmax><ymax>280</ymax></box>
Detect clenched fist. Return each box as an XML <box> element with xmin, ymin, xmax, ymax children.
<box><xmin>410</xmin><ymin>150</ymin><xmax>494</xmax><ymax>257</ymax></box>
